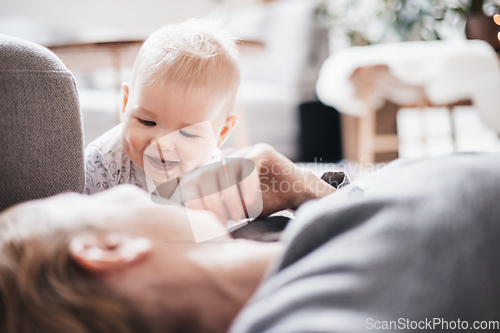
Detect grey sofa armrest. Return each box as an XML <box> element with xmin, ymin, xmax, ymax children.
<box><xmin>0</xmin><ymin>34</ymin><xmax>84</xmax><ymax>211</ymax></box>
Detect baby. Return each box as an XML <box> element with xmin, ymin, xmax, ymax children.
<box><xmin>84</xmin><ymin>18</ymin><xmax>240</xmax><ymax>196</ymax></box>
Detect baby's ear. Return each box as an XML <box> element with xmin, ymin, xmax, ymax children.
<box><xmin>121</xmin><ymin>82</ymin><xmax>130</xmax><ymax>122</ymax></box>
<box><xmin>69</xmin><ymin>232</ymin><xmax>151</xmax><ymax>273</ymax></box>
<box><xmin>217</xmin><ymin>115</ymin><xmax>238</xmax><ymax>147</ymax></box>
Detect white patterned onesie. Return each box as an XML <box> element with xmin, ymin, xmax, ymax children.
<box><xmin>84</xmin><ymin>124</ymin><xmax>147</xmax><ymax>195</ymax></box>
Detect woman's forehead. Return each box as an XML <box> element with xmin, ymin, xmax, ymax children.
<box><xmin>87</xmin><ymin>187</ymin><xmax>189</xmax><ymax>226</ymax></box>
<box><xmin>39</xmin><ymin>187</ymin><xmax>150</xmax><ymax>226</ymax></box>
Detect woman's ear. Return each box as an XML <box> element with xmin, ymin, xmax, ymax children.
<box><xmin>69</xmin><ymin>232</ymin><xmax>151</xmax><ymax>273</ymax></box>
<box><xmin>121</xmin><ymin>82</ymin><xmax>130</xmax><ymax>122</ymax></box>
<box><xmin>217</xmin><ymin>115</ymin><xmax>238</xmax><ymax>148</ymax></box>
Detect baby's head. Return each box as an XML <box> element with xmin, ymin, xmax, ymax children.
<box><xmin>121</xmin><ymin>18</ymin><xmax>240</xmax><ymax>181</ymax></box>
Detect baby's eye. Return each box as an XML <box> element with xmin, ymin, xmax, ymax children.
<box><xmin>138</xmin><ymin>119</ymin><xmax>156</xmax><ymax>127</ymax></box>
<box><xmin>179</xmin><ymin>130</ymin><xmax>199</xmax><ymax>138</ymax></box>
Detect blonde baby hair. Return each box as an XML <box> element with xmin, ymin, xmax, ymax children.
<box><xmin>130</xmin><ymin>17</ymin><xmax>241</xmax><ymax>113</ymax></box>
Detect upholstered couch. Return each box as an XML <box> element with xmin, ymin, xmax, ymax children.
<box><xmin>0</xmin><ymin>34</ymin><xmax>85</xmax><ymax>211</ymax></box>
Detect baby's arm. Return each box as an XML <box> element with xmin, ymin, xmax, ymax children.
<box><xmin>182</xmin><ymin>144</ymin><xmax>337</xmax><ymax>221</ymax></box>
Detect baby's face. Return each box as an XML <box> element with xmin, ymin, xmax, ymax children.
<box><xmin>121</xmin><ymin>80</ymin><xmax>232</xmax><ymax>182</ymax></box>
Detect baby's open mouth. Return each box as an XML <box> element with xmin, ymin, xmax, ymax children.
<box><xmin>146</xmin><ymin>155</ymin><xmax>180</xmax><ymax>169</ymax></box>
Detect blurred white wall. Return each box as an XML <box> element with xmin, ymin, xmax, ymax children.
<box><xmin>0</xmin><ymin>0</ymin><xmax>328</xmax><ymax>160</ymax></box>
<box><xmin>0</xmin><ymin>0</ymin><xmax>258</xmax><ymax>43</ymax></box>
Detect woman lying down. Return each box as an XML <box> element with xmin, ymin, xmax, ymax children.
<box><xmin>1</xmin><ymin>144</ymin><xmax>500</xmax><ymax>333</ymax></box>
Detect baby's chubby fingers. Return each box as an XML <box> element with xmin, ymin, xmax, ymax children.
<box><xmin>184</xmin><ymin>197</ymin><xmax>205</xmax><ymax>212</ymax></box>
<box><xmin>179</xmin><ymin>156</ymin><xmax>264</xmax><ymax>222</ymax></box>
<box><xmin>223</xmin><ymin>156</ymin><xmax>263</xmax><ymax>218</ymax></box>
<box><xmin>181</xmin><ymin>165</ymin><xmax>227</xmax><ymax>222</ymax></box>
<box><xmin>180</xmin><ymin>162</ymin><xmax>222</xmax><ymax>200</ymax></box>
<box><xmin>207</xmin><ymin>160</ymin><xmax>247</xmax><ymax>221</ymax></box>
<box><xmin>187</xmin><ymin>192</ymin><xmax>228</xmax><ymax>223</ymax></box>
<box><xmin>220</xmin><ymin>185</ymin><xmax>246</xmax><ymax>221</ymax></box>
<box><xmin>238</xmin><ymin>167</ymin><xmax>263</xmax><ymax>219</ymax></box>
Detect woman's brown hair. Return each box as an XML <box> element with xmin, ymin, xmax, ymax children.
<box><xmin>0</xmin><ymin>201</ymin><xmax>154</xmax><ymax>333</ymax></box>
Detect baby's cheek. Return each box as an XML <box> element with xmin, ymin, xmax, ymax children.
<box><xmin>127</xmin><ymin>131</ymin><xmax>150</xmax><ymax>153</ymax></box>
<box><xmin>180</xmin><ymin>143</ymin><xmax>213</xmax><ymax>170</ymax></box>
<box><xmin>179</xmin><ymin>150</ymin><xmax>200</xmax><ymax>171</ymax></box>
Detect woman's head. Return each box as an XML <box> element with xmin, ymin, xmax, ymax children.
<box><xmin>0</xmin><ymin>186</ymin><xmax>229</xmax><ymax>333</ymax></box>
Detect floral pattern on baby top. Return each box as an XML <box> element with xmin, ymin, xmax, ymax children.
<box><xmin>84</xmin><ymin>124</ymin><xmax>146</xmax><ymax>195</ymax></box>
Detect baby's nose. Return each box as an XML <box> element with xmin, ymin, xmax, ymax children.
<box><xmin>153</xmin><ymin>134</ymin><xmax>175</xmax><ymax>151</ymax></box>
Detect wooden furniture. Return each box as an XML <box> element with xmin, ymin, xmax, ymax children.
<box><xmin>316</xmin><ymin>41</ymin><xmax>500</xmax><ymax>165</ymax></box>
<box><xmin>342</xmin><ymin>65</ymin><xmax>472</xmax><ymax>164</ymax></box>
<box><xmin>48</xmin><ymin>40</ymin><xmax>144</xmax><ymax>90</ymax></box>
<box><xmin>47</xmin><ymin>38</ymin><xmax>265</xmax><ymax>86</ymax></box>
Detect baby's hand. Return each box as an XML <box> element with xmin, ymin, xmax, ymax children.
<box><xmin>179</xmin><ymin>144</ymin><xmax>336</xmax><ymax>223</ymax></box>
<box><xmin>179</xmin><ymin>157</ymin><xmax>262</xmax><ymax>223</ymax></box>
